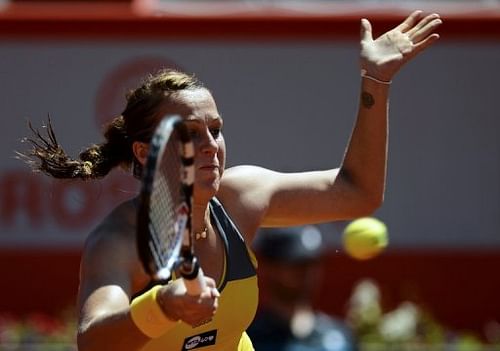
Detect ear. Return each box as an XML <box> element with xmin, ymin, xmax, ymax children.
<box><xmin>132</xmin><ymin>141</ymin><xmax>149</xmax><ymax>166</ymax></box>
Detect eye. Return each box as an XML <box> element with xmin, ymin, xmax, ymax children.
<box><xmin>209</xmin><ymin>128</ymin><xmax>221</xmax><ymax>139</ymax></box>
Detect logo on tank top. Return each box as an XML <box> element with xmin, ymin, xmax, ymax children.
<box><xmin>183</xmin><ymin>329</ymin><xmax>217</xmax><ymax>350</ymax></box>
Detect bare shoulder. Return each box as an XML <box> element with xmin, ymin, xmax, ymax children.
<box><xmin>85</xmin><ymin>199</ymin><xmax>136</xmax><ymax>253</ymax></box>
<box><xmin>219</xmin><ymin>165</ymin><xmax>273</xmax><ymax>206</ymax></box>
<box><xmin>80</xmin><ymin>199</ymin><xmax>145</xmax><ymax>296</ymax></box>
<box><xmin>218</xmin><ymin>166</ymin><xmax>276</xmax><ymax>242</ymax></box>
<box><xmin>220</xmin><ymin>165</ymin><xmax>275</xmax><ymax>192</ymax></box>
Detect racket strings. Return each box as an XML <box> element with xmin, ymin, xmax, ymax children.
<box><xmin>149</xmin><ymin>131</ymin><xmax>183</xmax><ymax>271</ymax></box>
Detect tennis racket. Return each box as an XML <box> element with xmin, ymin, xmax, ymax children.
<box><xmin>136</xmin><ymin>115</ymin><xmax>206</xmax><ymax>296</ymax></box>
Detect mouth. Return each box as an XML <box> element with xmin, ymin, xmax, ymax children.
<box><xmin>198</xmin><ymin>164</ymin><xmax>219</xmax><ymax>172</ymax></box>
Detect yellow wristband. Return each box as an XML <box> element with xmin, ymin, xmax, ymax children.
<box><xmin>130</xmin><ymin>285</ymin><xmax>178</xmax><ymax>338</ymax></box>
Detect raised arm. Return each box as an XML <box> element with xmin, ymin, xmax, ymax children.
<box><xmin>219</xmin><ymin>11</ymin><xmax>442</xmax><ymax>236</ymax></box>
<box><xmin>339</xmin><ymin>11</ymin><xmax>442</xmax><ymax>215</ymax></box>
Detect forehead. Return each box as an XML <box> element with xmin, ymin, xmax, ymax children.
<box><xmin>160</xmin><ymin>88</ymin><xmax>221</xmax><ymax>123</ymax></box>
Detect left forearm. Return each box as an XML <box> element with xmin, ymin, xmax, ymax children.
<box><xmin>340</xmin><ymin>9</ymin><xmax>441</xmax><ymax>211</ymax></box>
<box><xmin>339</xmin><ymin>77</ymin><xmax>390</xmax><ymax>210</ymax></box>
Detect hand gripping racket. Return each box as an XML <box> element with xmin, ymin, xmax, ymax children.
<box><xmin>137</xmin><ymin>115</ymin><xmax>206</xmax><ymax>296</ymax></box>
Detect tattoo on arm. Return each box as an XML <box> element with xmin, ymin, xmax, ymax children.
<box><xmin>361</xmin><ymin>91</ymin><xmax>375</xmax><ymax>109</ymax></box>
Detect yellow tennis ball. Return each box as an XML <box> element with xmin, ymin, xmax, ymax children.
<box><xmin>342</xmin><ymin>217</ymin><xmax>388</xmax><ymax>260</ymax></box>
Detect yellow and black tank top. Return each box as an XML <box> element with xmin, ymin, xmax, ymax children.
<box><xmin>137</xmin><ymin>197</ymin><xmax>259</xmax><ymax>351</ymax></box>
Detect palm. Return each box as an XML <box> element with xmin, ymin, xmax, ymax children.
<box><xmin>360</xmin><ymin>11</ymin><xmax>442</xmax><ymax>82</ymax></box>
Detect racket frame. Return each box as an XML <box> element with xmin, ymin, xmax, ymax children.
<box><xmin>136</xmin><ymin>115</ymin><xmax>201</xmax><ymax>285</ymax></box>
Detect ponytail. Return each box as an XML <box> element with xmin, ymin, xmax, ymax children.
<box><xmin>19</xmin><ymin>68</ymin><xmax>205</xmax><ymax>181</ymax></box>
<box><xmin>19</xmin><ymin>116</ymin><xmax>133</xmax><ymax>180</ymax></box>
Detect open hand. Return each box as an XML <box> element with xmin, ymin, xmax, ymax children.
<box><xmin>360</xmin><ymin>10</ymin><xmax>442</xmax><ymax>82</ymax></box>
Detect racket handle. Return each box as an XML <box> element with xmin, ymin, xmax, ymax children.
<box><xmin>180</xmin><ymin>257</ymin><xmax>207</xmax><ymax>296</ymax></box>
<box><xmin>183</xmin><ymin>267</ymin><xmax>207</xmax><ymax>296</ymax></box>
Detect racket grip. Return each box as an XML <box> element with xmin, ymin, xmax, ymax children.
<box><xmin>180</xmin><ymin>257</ymin><xmax>207</xmax><ymax>296</ymax></box>
<box><xmin>183</xmin><ymin>267</ymin><xmax>207</xmax><ymax>296</ymax></box>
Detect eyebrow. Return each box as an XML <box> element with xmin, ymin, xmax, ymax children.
<box><xmin>184</xmin><ymin>115</ymin><xmax>223</xmax><ymax>124</ymax></box>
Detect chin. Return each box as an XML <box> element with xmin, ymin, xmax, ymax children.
<box><xmin>194</xmin><ymin>179</ymin><xmax>220</xmax><ymax>200</ymax></box>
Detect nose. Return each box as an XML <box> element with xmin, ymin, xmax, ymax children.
<box><xmin>198</xmin><ymin>129</ymin><xmax>219</xmax><ymax>155</ymax></box>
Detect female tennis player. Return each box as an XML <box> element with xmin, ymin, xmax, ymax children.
<box><xmin>22</xmin><ymin>11</ymin><xmax>441</xmax><ymax>351</ymax></box>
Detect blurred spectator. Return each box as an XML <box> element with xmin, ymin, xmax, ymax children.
<box><xmin>248</xmin><ymin>225</ymin><xmax>357</xmax><ymax>351</ymax></box>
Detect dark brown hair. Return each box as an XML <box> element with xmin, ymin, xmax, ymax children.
<box><xmin>19</xmin><ymin>68</ymin><xmax>204</xmax><ymax>180</ymax></box>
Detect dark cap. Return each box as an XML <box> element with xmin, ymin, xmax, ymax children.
<box><xmin>253</xmin><ymin>225</ymin><xmax>324</xmax><ymax>262</ymax></box>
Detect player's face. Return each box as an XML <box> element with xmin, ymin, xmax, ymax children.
<box><xmin>159</xmin><ymin>88</ymin><xmax>226</xmax><ymax>201</ymax></box>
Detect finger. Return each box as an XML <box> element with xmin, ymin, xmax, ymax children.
<box><xmin>191</xmin><ymin>296</ymin><xmax>218</xmax><ymax>324</ymax></box>
<box><xmin>199</xmin><ymin>286</ymin><xmax>219</xmax><ymax>298</ymax></box>
<box><xmin>196</xmin><ymin>295</ymin><xmax>218</xmax><ymax>310</ymax></box>
<box><xmin>396</xmin><ymin>10</ymin><xmax>423</xmax><ymax>33</ymax></box>
<box><xmin>406</xmin><ymin>13</ymin><xmax>440</xmax><ymax>35</ymax></box>
<box><xmin>203</xmin><ymin>276</ymin><xmax>217</xmax><ymax>288</ymax></box>
<box><xmin>360</xmin><ymin>18</ymin><xmax>373</xmax><ymax>42</ymax></box>
<box><xmin>202</xmin><ymin>279</ymin><xmax>220</xmax><ymax>297</ymax></box>
<box><xmin>184</xmin><ymin>295</ymin><xmax>217</xmax><ymax>314</ymax></box>
<box><xmin>406</xmin><ymin>33</ymin><xmax>440</xmax><ymax>60</ymax></box>
<box><xmin>211</xmin><ymin>287</ymin><xmax>220</xmax><ymax>298</ymax></box>
<box><xmin>199</xmin><ymin>288</ymin><xmax>219</xmax><ymax>301</ymax></box>
<box><xmin>408</xmin><ymin>17</ymin><xmax>442</xmax><ymax>44</ymax></box>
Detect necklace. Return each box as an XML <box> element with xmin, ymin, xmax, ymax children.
<box><xmin>194</xmin><ymin>228</ymin><xmax>208</xmax><ymax>240</ymax></box>
<box><xmin>194</xmin><ymin>207</ymin><xmax>210</xmax><ymax>240</ymax></box>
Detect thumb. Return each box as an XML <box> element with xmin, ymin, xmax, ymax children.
<box><xmin>360</xmin><ymin>18</ymin><xmax>373</xmax><ymax>42</ymax></box>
